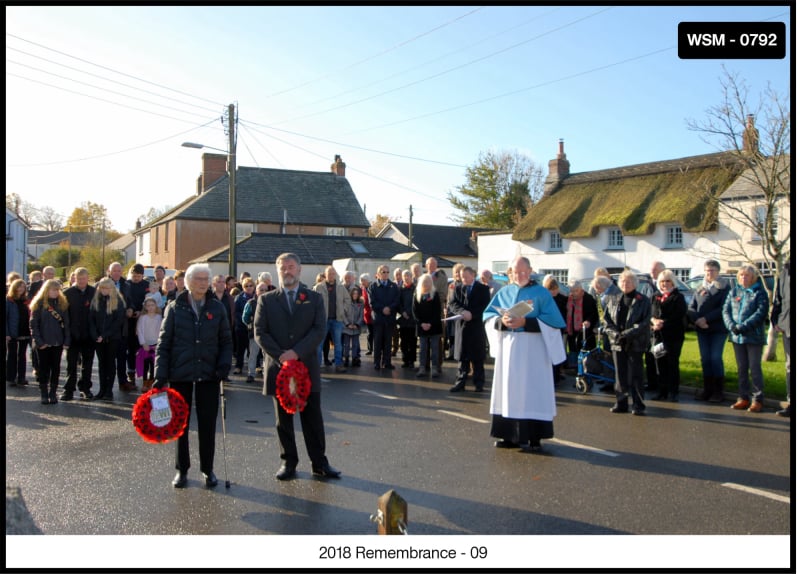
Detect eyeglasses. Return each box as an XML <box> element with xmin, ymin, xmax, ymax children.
<box><xmin>380</xmin><ymin>270</ymin><xmax>390</xmax><ymax>274</ymax></box>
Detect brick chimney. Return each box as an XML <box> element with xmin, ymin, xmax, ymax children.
<box><xmin>195</xmin><ymin>153</ymin><xmax>228</xmax><ymax>195</ymax></box>
<box><xmin>331</xmin><ymin>154</ymin><xmax>346</xmax><ymax>176</ymax></box>
<box><xmin>543</xmin><ymin>139</ymin><xmax>570</xmax><ymax>196</ymax></box>
<box><xmin>742</xmin><ymin>114</ymin><xmax>759</xmax><ymax>154</ymax></box>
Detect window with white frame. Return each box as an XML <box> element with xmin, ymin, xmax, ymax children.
<box><xmin>672</xmin><ymin>268</ymin><xmax>691</xmax><ymax>282</ymax></box>
<box><xmin>757</xmin><ymin>260</ymin><xmax>777</xmax><ymax>275</ymax></box>
<box><xmin>608</xmin><ymin>228</ymin><xmax>624</xmax><ymax>249</ymax></box>
<box><xmin>492</xmin><ymin>261</ymin><xmax>508</xmax><ymax>274</ymax></box>
<box><xmin>236</xmin><ymin>223</ymin><xmax>254</xmax><ymax>240</ymax></box>
<box><xmin>548</xmin><ymin>231</ymin><xmax>562</xmax><ymax>251</ymax></box>
<box><xmin>541</xmin><ymin>269</ymin><xmax>568</xmax><ymax>284</ymax></box>
<box><xmin>325</xmin><ymin>227</ymin><xmax>346</xmax><ymax>236</ymax></box>
<box><xmin>137</xmin><ymin>235</ymin><xmax>144</xmax><ymax>255</ymax></box>
<box><xmin>752</xmin><ymin>206</ymin><xmax>777</xmax><ymax>242</ymax></box>
<box><xmin>666</xmin><ymin>225</ymin><xmax>683</xmax><ymax>247</ymax></box>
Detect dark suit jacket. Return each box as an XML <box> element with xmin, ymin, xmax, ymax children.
<box><xmin>254</xmin><ymin>284</ymin><xmax>326</xmax><ymax>396</ymax></box>
<box><xmin>447</xmin><ymin>281</ymin><xmax>491</xmax><ymax>361</ymax></box>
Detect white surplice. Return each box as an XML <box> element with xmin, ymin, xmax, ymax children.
<box><xmin>485</xmin><ymin>318</ymin><xmax>566</xmax><ymax>421</ymax></box>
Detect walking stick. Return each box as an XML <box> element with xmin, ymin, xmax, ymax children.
<box><xmin>219</xmin><ymin>380</ymin><xmax>231</xmax><ymax>489</ymax></box>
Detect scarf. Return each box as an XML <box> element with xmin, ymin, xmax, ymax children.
<box><xmin>566</xmin><ymin>294</ymin><xmax>583</xmax><ymax>335</ymax></box>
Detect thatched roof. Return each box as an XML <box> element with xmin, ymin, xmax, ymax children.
<box><xmin>512</xmin><ymin>152</ymin><xmax>745</xmax><ymax>241</ymax></box>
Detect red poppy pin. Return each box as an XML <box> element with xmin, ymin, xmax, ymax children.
<box><xmin>298</xmin><ymin>292</ymin><xmax>306</xmax><ymax>302</ymax></box>
<box><xmin>735</xmin><ymin>297</ymin><xmax>741</xmax><ymax>302</ymax></box>
<box><xmin>206</xmin><ymin>312</ymin><xmax>213</xmax><ymax>320</ymax></box>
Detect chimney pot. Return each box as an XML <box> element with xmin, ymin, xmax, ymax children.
<box><xmin>331</xmin><ymin>155</ymin><xmax>346</xmax><ymax>176</ymax></box>
<box><xmin>543</xmin><ymin>139</ymin><xmax>570</xmax><ymax>197</ymax></box>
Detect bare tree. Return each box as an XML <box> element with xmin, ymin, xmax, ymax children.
<box><xmin>687</xmin><ymin>66</ymin><xmax>790</xmax><ymax>360</ymax></box>
<box><xmin>5</xmin><ymin>193</ymin><xmax>37</xmax><ymax>228</ymax></box>
<box><xmin>37</xmin><ymin>206</ymin><xmax>64</xmax><ymax>231</ymax></box>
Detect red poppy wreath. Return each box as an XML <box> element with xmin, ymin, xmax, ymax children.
<box><xmin>132</xmin><ymin>387</ymin><xmax>189</xmax><ymax>444</ymax></box>
<box><xmin>275</xmin><ymin>359</ymin><xmax>311</xmax><ymax>414</ymax></box>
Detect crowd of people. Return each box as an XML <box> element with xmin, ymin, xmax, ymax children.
<box><xmin>5</xmin><ymin>253</ymin><xmax>792</xmax><ymax>483</ymax></box>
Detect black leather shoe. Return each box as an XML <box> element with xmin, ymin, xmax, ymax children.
<box><xmin>312</xmin><ymin>463</ymin><xmax>342</xmax><ymax>479</ymax></box>
<box><xmin>632</xmin><ymin>408</ymin><xmax>646</xmax><ymax>416</ymax></box>
<box><xmin>776</xmin><ymin>405</ymin><xmax>792</xmax><ymax>417</ymax></box>
<box><xmin>275</xmin><ymin>464</ymin><xmax>297</xmax><ymax>481</ymax></box>
<box><xmin>494</xmin><ymin>439</ymin><xmax>519</xmax><ymax>448</ymax></box>
<box><xmin>474</xmin><ymin>385</ymin><xmax>484</xmax><ymax>392</ymax></box>
<box><xmin>59</xmin><ymin>391</ymin><xmax>74</xmax><ymax>401</ymax></box>
<box><xmin>610</xmin><ymin>403</ymin><xmax>629</xmax><ymax>414</ymax></box>
<box><xmin>449</xmin><ymin>381</ymin><xmax>466</xmax><ymax>393</ymax></box>
<box><xmin>172</xmin><ymin>471</ymin><xmax>188</xmax><ymax>488</ymax></box>
<box><xmin>383</xmin><ymin>364</ymin><xmax>395</xmax><ymax>370</ymax></box>
<box><xmin>80</xmin><ymin>390</ymin><xmax>94</xmax><ymax>400</ymax></box>
<box><xmin>202</xmin><ymin>472</ymin><xmax>218</xmax><ymax>488</ymax></box>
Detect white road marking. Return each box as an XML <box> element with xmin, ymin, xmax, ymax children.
<box><xmin>549</xmin><ymin>438</ymin><xmax>620</xmax><ymax>457</ymax></box>
<box><xmin>721</xmin><ymin>483</ymin><xmax>791</xmax><ymax>504</ymax></box>
<box><xmin>359</xmin><ymin>389</ymin><xmax>398</xmax><ymax>400</ymax></box>
<box><xmin>437</xmin><ymin>410</ymin><xmax>490</xmax><ymax>423</ymax></box>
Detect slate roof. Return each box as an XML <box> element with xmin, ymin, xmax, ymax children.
<box><xmin>143</xmin><ymin>166</ymin><xmax>370</xmax><ymax>229</ymax></box>
<box><xmin>379</xmin><ymin>222</ymin><xmax>490</xmax><ymax>258</ymax></box>
<box><xmin>719</xmin><ymin>155</ymin><xmax>790</xmax><ymax>200</ymax></box>
<box><xmin>512</xmin><ymin>151</ymin><xmax>747</xmax><ymax>241</ymax></box>
<box><xmin>191</xmin><ymin>233</ymin><xmax>414</xmax><ymax>266</ymax></box>
<box><xmin>28</xmin><ymin>231</ymin><xmax>95</xmax><ymax>246</ymax></box>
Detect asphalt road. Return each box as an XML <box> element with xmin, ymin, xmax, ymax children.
<box><xmin>5</xmin><ymin>352</ymin><xmax>794</xmax><ymax>569</ymax></box>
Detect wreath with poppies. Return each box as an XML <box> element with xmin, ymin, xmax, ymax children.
<box><xmin>275</xmin><ymin>359</ymin><xmax>311</xmax><ymax>414</ymax></box>
<box><xmin>131</xmin><ymin>387</ymin><xmax>189</xmax><ymax>444</ymax></box>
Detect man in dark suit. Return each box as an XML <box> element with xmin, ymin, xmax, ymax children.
<box><xmin>448</xmin><ymin>266</ymin><xmax>492</xmax><ymax>392</ymax></box>
<box><xmin>368</xmin><ymin>264</ymin><xmax>401</xmax><ymax>371</ymax></box>
<box><xmin>254</xmin><ymin>252</ymin><xmax>341</xmax><ymax>481</ymax></box>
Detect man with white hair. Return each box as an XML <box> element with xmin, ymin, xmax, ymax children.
<box><xmin>480</xmin><ymin>269</ymin><xmax>502</xmax><ymax>295</ymax></box>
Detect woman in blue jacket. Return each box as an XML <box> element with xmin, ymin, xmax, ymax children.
<box><xmin>723</xmin><ymin>265</ymin><xmax>769</xmax><ymax>412</ymax></box>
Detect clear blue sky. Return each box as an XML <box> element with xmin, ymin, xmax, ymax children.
<box><xmin>5</xmin><ymin>5</ymin><xmax>792</xmax><ymax>233</ymax></box>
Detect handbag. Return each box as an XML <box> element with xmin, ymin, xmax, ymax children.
<box><xmin>651</xmin><ymin>341</ymin><xmax>667</xmax><ymax>359</ymax></box>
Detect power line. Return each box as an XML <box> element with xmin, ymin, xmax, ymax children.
<box><xmin>6</xmin><ymin>45</ymin><xmax>223</xmax><ymax>115</ymax></box>
<box><xmin>242</xmin><ymin>123</ymin><xmax>449</xmax><ymax>204</ymax></box>
<box><xmin>270</xmin><ymin>7</ymin><xmax>612</xmax><ymax>126</ymax></box>
<box><xmin>289</xmin><ymin>7</ymin><xmax>561</xmax><ymax>113</ymax></box>
<box><xmin>7</xmin><ymin>72</ymin><xmax>221</xmax><ymax>129</ymax></box>
<box><xmin>239</xmin><ymin>119</ymin><xmax>466</xmax><ymax>168</ymax></box>
<box><xmin>6</xmin><ymin>32</ymin><xmax>227</xmax><ymax>108</ymax></box>
<box><xmin>7</xmin><ymin>58</ymin><xmax>216</xmax><ymax>121</ymax></box>
<box><xmin>261</xmin><ymin>7</ymin><xmax>485</xmax><ymax>99</ymax></box>
<box><xmin>7</xmin><ymin>117</ymin><xmax>220</xmax><ymax>167</ymax></box>
<box><xmin>238</xmin><ymin>123</ymin><xmax>284</xmax><ymax>168</ymax></box>
<box><xmin>343</xmin><ymin>45</ymin><xmax>674</xmax><ymax>136</ymax></box>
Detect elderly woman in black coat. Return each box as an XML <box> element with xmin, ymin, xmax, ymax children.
<box><xmin>602</xmin><ymin>270</ymin><xmax>651</xmax><ymax>416</ymax></box>
<box><xmin>650</xmin><ymin>270</ymin><xmax>688</xmax><ymax>401</ymax></box>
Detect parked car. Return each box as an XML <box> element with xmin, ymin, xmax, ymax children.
<box><xmin>686</xmin><ymin>273</ymin><xmax>773</xmax><ymax>293</ymax></box>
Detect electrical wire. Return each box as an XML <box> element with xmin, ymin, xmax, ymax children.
<box><xmin>7</xmin><ymin>117</ymin><xmax>221</xmax><ymax>167</ymax></box>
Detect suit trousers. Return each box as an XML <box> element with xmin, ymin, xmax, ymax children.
<box><xmin>65</xmin><ymin>338</ymin><xmax>95</xmax><ymax>392</ymax></box>
<box><xmin>95</xmin><ymin>340</ymin><xmax>118</xmax><ymax>395</ymax></box>
<box><xmin>273</xmin><ymin>391</ymin><xmax>328</xmax><ymax>469</ymax></box>
<box><xmin>373</xmin><ymin>321</ymin><xmax>394</xmax><ymax>368</ymax></box>
<box><xmin>172</xmin><ymin>381</ymin><xmax>220</xmax><ymax>474</ymax></box>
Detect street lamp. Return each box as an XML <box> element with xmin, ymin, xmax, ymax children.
<box><xmin>181</xmin><ymin>105</ymin><xmax>237</xmax><ymax>278</ymax></box>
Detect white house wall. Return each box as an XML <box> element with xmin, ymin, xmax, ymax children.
<box><xmin>478</xmin><ymin>226</ymin><xmax>728</xmax><ymax>282</ymax></box>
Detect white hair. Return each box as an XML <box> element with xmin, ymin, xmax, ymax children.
<box><xmin>185</xmin><ymin>263</ymin><xmax>211</xmax><ymax>282</ymax></box>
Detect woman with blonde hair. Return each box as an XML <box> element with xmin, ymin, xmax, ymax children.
<box><xmin>29</xmin><ymin>279</ymin><xmax>70</xmax><ymax>404</ymax></box>
<box><xmin>412</xmin><ymin>273</ymin><xmax>443</xmax><ymax>378</ymax></box>
<box><xmin>89</xmin><ymin>277</ymin><xmax>127</xmax><ymax>401</ymax></box>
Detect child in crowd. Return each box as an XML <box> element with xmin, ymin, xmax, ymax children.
<box><xmin>136</xmin><ymin>296</ymin><xmax>162</xmax><ymax>391</ymax></box>
<box><xmin>342</xmin><ymin>287</ymin><xmax>364</xmax><ymax>367</ymax></box>
<box><xmin>412</xmin><ymin>273</ymin><xmax>443</xmax><ymax>379</ymax></box>
<box><xmin>147</xmin><ymin>279</ymin><xmax>164</xmax><ymax>312</ymax></box>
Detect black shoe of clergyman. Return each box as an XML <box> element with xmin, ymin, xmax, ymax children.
<box><xmin>172</xmin><ymin>472</ymin><xmax>188</xmax><ymax>488</ymax></box>
<box><xmin>275</xmin><ymin>464</ymin><xmax>297</xmax><ymax>481</ymax></box>
<box><xmin>312</xmin><ymin>464</ymin><xmax>342</xmax><ymax>479</ymax></box>
<box><xmin>202</xmin><ymin>472</ymin><xmax>218</xmax><ymax>488</ymax></box>
<box><xmin>494</xmin><ymin>439</ymin><xmax>519</xmax><ymax>448</ymax></box>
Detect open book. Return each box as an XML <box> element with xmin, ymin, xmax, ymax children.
<box><xmin>492</xmin><ymin>300</ymin><xmax>533</xmax><ymax>318</ymax></box>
